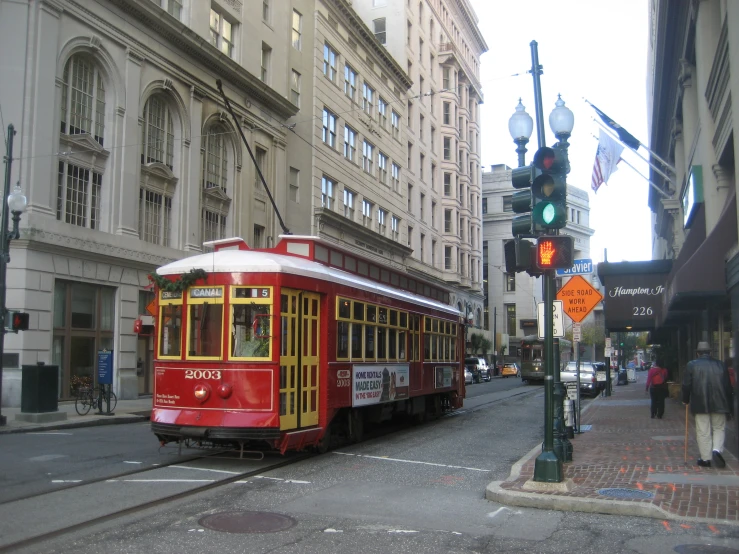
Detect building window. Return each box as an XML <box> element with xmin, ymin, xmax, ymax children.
<box><xmin>203</xmin><ymin>125</ymin><xmax>228</xmax><ymax>192</ymax></box>
<box><xmin>445</xmin><ymin>245</ymin><xmax>452</xmax><ymax>270</ymax></box>
<box><xmin>407</xmin><ymin>142</ymin><xmax>413</xmax><ymax>170</ymax></box>
<box><xmin>322</xmin><ymin>108</ymin><xmax>337</xmax><ymax>148</ymax></box>
<box><xmin>321</xmin><ymin>175</ymin><xmax>335</xmax><ymax>209</ymax></box>
<box><xmin>419</xmin><ymin>192</ymin><xmax>425</xmax><ymax>219</ymax></box>
<box><xmin>444</xmin><ymin>209</ymin><xmax>452</xmax><ymax>233</ymax></box>
<box><xmin>391</xmin><ymin>162</ymin><xmax>400</xmax><ymax>192</ymax></box>
<box><xmin>443</xmin><ymin>67</ymin><xmax>451</xmax><ymax>89</ymax></box>
<box><xmin>378</xmin><ymin>97</ymin><xmax>388</xmax><ymax>128</ymax></box>
<box><xmin>443</xmin><ymin>136</ymin><xmax>451</xmax><ymax>160</ymax></box>
<box><xmin>344</xmin><ymin>65</ymin><xmax>357</xmax><ymax>101</ymax></box>
<box><xmin>431</xmin><ymin>240</ymin><xmax>436</xmax><ymax>267</ymax></box>
<box><xmin>260</xmin><ymin>43</ymin><xmax>271</xmax><ymax>82</ymax></box>
<box><xmin>407</xmin><ymin>100</ymin><xmax>413</xmax><ymax>127</ymax></box>
<box><xmin>505</xmin><ymin>272</ymin><xmax>515</xmax><ymax>292</ymax></box>
<box><xmin>506</xmin><ymin>304</ymin><xmax>516</xmax><ymax>335</ymax></box>
<box><xmin>290</xmin><ymin>69</ymin><xmax>301</xmax><ymax>107</ymax></box>
<box><xmin>262</xmin><ymin>0</ymin><xmax>270</xmax><ymax>22</ymax></box>
<box><xmin>202</xmin><ymin>209</ymin><xmax>227</xmax><ymax>243</ymax></box>
<box><xmin>142</xmin><ymin>95</ymin><xmax>175</xmax><ymax>169</ymax></box>
<box><xmin>344</xmin><ymin>125</ymin><xmax>357</xmax><ymax>161</ymax></box>
<box><xmin>323</xmin><ymin>44</ymin><xmax>338</xmax><ymax>82</ymax></box>
<box><xmin>292</xmin><ymin>9</ymin><xmax>302</xmax><ymax>49</ymax></box>
<box><xmin>444</xmin><ymin>172</ymin><xmax>451</xmax><ymax>196</ymax></box>
<box><xmin>60</xmin><ymin>55</ymin><xmax>106</xmax><ymax>146</ymax></box>
<box><xmin>407</xmin><ymin>183</ymin><xmax>413</xmax><ymax>212</ymax></box>
<box><xmin>362</xmin><ymin>141</ymin><xmax>374</xmax><ymax>174</ymax></box>
<box><xmin>289</xmin><ymin>167</ymin><xmax>299</xmax><ymax>203</ymax></box>
<box><xmin>363</xmin><ymin>83</ymin><xmax>375</xmax><ymax>118</ymax></box>
<box><xmin>378</xmin><ymin>152</ymin><xmax>388</xmax><ymax>184</ymax></box>
<box><xmin>378</xmin><ymin>208</ymin><xmax>387</xmax><ymax>235</ymax></box>
<box><xmin>503</xmin><ymin>195</ymin><xmax>512</xmax><ymax>212</ymax></box>
<box><xmin>420</xmin><ymin>233</ymin><xmax>425</xmax><ymax>261</ymax></box>
<box><xmin>407</xmin><ymin>225</ymin><xmax>413</xmax><ymax>247</ymax></box>
<box><xmin>253</xmin><ymin>224</ymin><xmax>264</xmax><ymax>248</ymax></box>
<box><xmin>343</xmin><ymin>188</ymin><xmax>355</xmax><ymax>219</ymax></box>
<box><xmin>210</xmin><ymin>8</ymin><xmax>234</xmax><ymax>58</ymax></box>
<box><xmin>57</xmin><ymin>162</ymin><xmax>101</xmax><ymax>229</ymax></box>
<box><xmin>482</xmin><ymin>197</ymin><xmax>487</xmax><ymax>214</ymax></box>
<box><xmin>138</xmin><ymin>189</ymin><xmax>172</xmax><ymax>246</ymax></box>
<box><xmin>254</xmin><ymin>147</ymin><xmax>266</xmax><ymax>189</ymax></box>
<box><xmin>419</xmin><ymin>153</ymin><xmax>425</xmax><ymax>179</ymax></box>
<box><xmin>391</xmin><ymin>215</ymin><xmax>399</xmax><ymax>240</ymax></box>
<box><xmin>391</xmin><ymin>110</ymin><xmax>400</xmax><ymax>139</ymax></box>
<box><xmin>362</xmin><ymin>199</ymin><xmax>373</xmax><ymax>227</ymax></box>
<box><xmin>152</xmin><ymin>0</ymin><xmax>183</xmax><ymax>19</ymax></box>
<box><xmin>373</xmin><ymin>18</ymin><xmax>386</xmax><ymax>44</ymax></box>
<box><xmin>443</xmin><ymin>101</ymin><xmax>450</xmax><ymax>125</ymax></box>
<box><xmin>419</xmin><ymin>114</ymin><xmax>424</xmax><ymax>141</ymax></box>
<box><xmin>431</xmin><ymin>200</ymin><xmax>436</xmax><ymax>227</ymax></box>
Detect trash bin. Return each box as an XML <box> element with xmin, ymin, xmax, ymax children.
<box><xmin>617</xmin><ymin>368</ymin><xmax>628</xmax><ymax>386</ymax></box>
<box><xmin>563</xmin><ymin>399</ymin><xmax>575</xmax><ymax>438</ymax></box>
<box><xmin>21</xmin><ymin>363</ymin><xmax>59</xmax><ymax>413</ymax></box>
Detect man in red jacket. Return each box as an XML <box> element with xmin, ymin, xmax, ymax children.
<box><xmin>682</xmin><ymin>341</ymin><xmax>734</xmax><ymax>468</ymax></box>
<box><xmin>645</xmin><ymin>359</ymin><xmax>669</xmax><ymax>419</ymax></box>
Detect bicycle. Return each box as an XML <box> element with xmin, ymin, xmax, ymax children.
<box><xmin>75</xmin><ymin>385</ymin><xmax>118</xmax><ymax>416</ymax></box>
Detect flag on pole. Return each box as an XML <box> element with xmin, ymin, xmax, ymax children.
<box><xmin>590</xmin><ymin>103</ymin><xmax>641</xmax><ymax>150</ymax></box>
<box><xmin>591</xmin><ymin>130</ymin><xmax>624</xmax><ymax>193</ymax></box>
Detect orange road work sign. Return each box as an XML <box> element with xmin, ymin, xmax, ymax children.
<box><xmin>556</xmin><ymin>275</ymin><xmax>603</xmax><ymax>323</ymax></box>
<box><xmin>146</xmin><ymin>299</ymin><xmax>158</xmax><ymax>317</ymax></box>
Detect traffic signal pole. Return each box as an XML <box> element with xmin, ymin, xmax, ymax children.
<box><xmin>0</xmin><ymin>125</ymin><xmax>15</xmax><ymax>426</ymax></box>
<box><xmin>530</xmin><ymin>41</ymin><xmax>563</xmax><ymax>482</ymax></box>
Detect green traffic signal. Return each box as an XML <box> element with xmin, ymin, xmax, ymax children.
<box><xmin>531</xmin><ymin>145</ymin><xmax>568</xmax><ymax>230</ymax></box>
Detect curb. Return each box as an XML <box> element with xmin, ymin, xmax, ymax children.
<box><xmin>0</xmin><ymin>414</ymin><xmax>150</xmax><ymax>435</ymax></box>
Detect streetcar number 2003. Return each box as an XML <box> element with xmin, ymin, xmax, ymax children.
<box><xmin>336</xmin><ymin>378</ymin><xmax>350</xmax><ymax>388</ymax></box>
<box><xmin>184</xmin><ymin>370</ymin><xmax>222</xmax><ymax>380</ymax></box>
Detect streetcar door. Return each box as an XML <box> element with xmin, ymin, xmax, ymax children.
<box><xmin>279</xmin><ymin>289</ymin><xmax>320</xmax><ymax>430</ymax></box>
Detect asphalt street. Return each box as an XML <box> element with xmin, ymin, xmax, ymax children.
<box><xmin>4</xmin><ymin>377</ymin><xmax>738</xmax><ymax>554</ymax></box>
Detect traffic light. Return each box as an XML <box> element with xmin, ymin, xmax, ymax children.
<box><xmin>510</xmin><ymin>165</ymin><xmax>535</xmax><ymax>237</ymax></box>
<box><xmin>10</xmin><ymin>311</ymin><xmax>29</xmax><ymax>332</ymax></box>
<box><xmin>504</xmin><ymin>238</ymin><xmax>534</xmax><ymax>273</ymax></box>
<box><xmin>535</xmin><ymin>235</ymin><xmax>574</xmax><ymax>270</ymax></box>
<box><xmin>531</xmin><ymin>145</ymin><xmax>568</xmax><ymax>230</ymax></box>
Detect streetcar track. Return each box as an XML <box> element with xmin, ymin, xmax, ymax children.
<box><xmin>0</xmin><ymin>448</ymin><xmax>234</xmax><ymax>507</ymax></box>
<box><xmin>0</xmin><ymin>453</ymin><xmax>314</xmax><ymax>553</ymax></box>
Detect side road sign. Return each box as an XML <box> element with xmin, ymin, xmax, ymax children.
<box><xmin>556</xmin><ymin>275</ymin><xmax>603</xmax><ymax>323</ymax></box>
<box><xmin>557</xmin><ymin>258</ymin><xmax>593</xmax><ymax>276</ymax></box>
<box><xmin>537</xmin><ymin>300</ymin><xmax>565</xmax><ymax>339</ymax></box>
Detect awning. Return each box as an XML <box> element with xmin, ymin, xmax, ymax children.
<box><xmin>661</xmin><ymin>192</ymin><xmax>736</xmax><ymax>323</ymax></box>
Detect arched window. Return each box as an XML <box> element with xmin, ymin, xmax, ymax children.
<box><xmin>201</xmin><ymin>123</ymin><xmax>232</xmax><ymax>245</ymax></box>
<box><xmin>141</xmin><ymin>95</ymin><xmax>175</xmax><ymax>169</ymax></box>
<box><xmin>139</xmin><ymin>93</ymin><xmax>178</xmax><ymax>246</ymax></box>
<box><xmin>60</xmin><ymin>55</ymin><xmax>106</xmax><ymax>146</ymax></box>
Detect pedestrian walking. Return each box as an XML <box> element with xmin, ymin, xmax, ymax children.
<box><xmin>645</xmin><ymin>359</ymin><xmax>669</xmax><ymax>419</ymax></box>
<box><xmin>682</xmin><ymin>341</ymin><xmax>734</xmax><ymax>468</ymax></box>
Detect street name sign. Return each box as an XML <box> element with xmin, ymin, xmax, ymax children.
<box><xmin>605</xmin><ymin>337</ymin><xmax>611</xmax><ymax>348</ymax></box>
<box><xmin>537</xmin><ymin>300</ymin><xmax>565</xmax><ymax>339</ymax></box>
<box><xmin>556</xmin><ymin>275</ymin><xmax>603</xmax><ymax>323</ymax></box>
<box><xmin>556</xmin><ymin>258</ymin><xmax>593</xmax><ymax>276</ymax></box>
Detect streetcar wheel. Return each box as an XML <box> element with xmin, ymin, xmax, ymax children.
<box><xmin>75</xmin><ymin>394</ymin><xmax>92</xmax><ymax>416</ymax></box>
<box><xmin>316</xmin><ymin>424</ymin><xmax>332</xmax><ymax>454</ymax></box>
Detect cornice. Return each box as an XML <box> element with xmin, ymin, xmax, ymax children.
<box><xmin>76</xmin><ymin>0</ymin><xmax>298</xmax><ymax>120</ymax></box>
<box><xmin>329</xmin><ymin>0</ymin><xmax>412</xmax><ymax>91</ymax></box>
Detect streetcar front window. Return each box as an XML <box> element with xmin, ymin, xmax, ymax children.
<box><xmin>231</xmin><ymin>304</ymin><xmax>271</xmax><ymax>358</ymax></box>
<box><xmin>189</xmin><ymin>303</ymin><xmax>224</xmax><ymax>358</ymax></box>
<box><xmin>159</xmin><ymin>304</ymin><xmax>182</xmax><ymax>357</ymax></box>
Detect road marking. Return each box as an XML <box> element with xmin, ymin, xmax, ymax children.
<box><xmin>30</xmin><ymin>454</ymin><xmax>68</xmax><ymax>462</ymax></box>
<box><xmin>107</xmin><ymin>479</ymin><xmax>215</xmax><ymax>483</ymax></box>
<box><xmin>123</xmin><ymin>461</ymin><xmax>143</xmax><ymax>464</ymax></box>
<box><xmin>170</xmin><ymin>465</ymin><xmax>240</xmax><ymax>475</ymax></box>
<box><xmin>51</xmin><ymin>480</ymin><xmax>82</xmax><ymax>483</ymax></box>
<box><xmin>388</xmin><ymin>529</ymin><xmax>418</xmax><ymax>534</ymax></box>
<box><xmin>324</xmin><ymin>529</ymin><xmax>343</xmax><ymax>533</ymax></box>
<box><xmin>28</xmin><ymin>432</ymin><xmax>73</xmax><ymax>435</ymax></box>
<box><xmin>333</xmin><ymin>451</ymin><xmax>490</xmax><ymax>472</ymax></box>
<box><xmin>488</xmin><ymin>507</ymin><xmax>522</xmax><ymax>518</ymax></box>
<box><xmin>254</xmin><ymin>476</ymin><xmax>311</xmax><ymax>484</ymax></box>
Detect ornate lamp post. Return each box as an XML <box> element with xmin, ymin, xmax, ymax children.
<box><xmin>0</xmin><ymin>124</ymin><xmax>27</xmax><ymax>426</ymax></box>
<box><xmin>508</xmin><ymin>99</ymin><xmax>534</xmax><ymax>168</ymax></box>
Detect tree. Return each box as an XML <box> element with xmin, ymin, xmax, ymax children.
<box><xmin>468</xmin><ymin>333</ymin><xmax>493</xmax><ymax>361</ymax></box>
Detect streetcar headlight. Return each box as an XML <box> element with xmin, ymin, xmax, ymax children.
<box><xmin>217</xmin><ymin>383</ymin><xmax>233</xmax><ymax>399</ymax></box>
<box><xmin>194</xmin><ymin>384</ymin><xmax>210</xmax><ymax>402</ymax></box>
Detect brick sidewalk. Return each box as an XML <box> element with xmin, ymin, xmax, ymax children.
<box><xmin>489</xmin><ymin>376</ymin><xmax>739</xmax><ymax>524</ymax></box>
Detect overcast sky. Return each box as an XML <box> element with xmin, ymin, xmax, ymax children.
<box><xmin>468</xmin><ymin>0</ymin><xmax>652</xmax><ymax>264</ymax></box>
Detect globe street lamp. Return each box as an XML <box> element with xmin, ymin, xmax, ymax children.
<box><xmin>0</xmin><ymin>124</ymin><xmax>27</xmax><ymax>426</ymax></box>
<box><xmin>508</xmin><ymin>99</ymin><xmax>534</xmax><ymax>168</ymax></box>
<box><xmin>549</xmin><ymin>94</ymin><xmax>575</xmax><ymax>153</ymax></box>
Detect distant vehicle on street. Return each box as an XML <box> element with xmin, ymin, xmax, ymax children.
<box><xmin>519</xmin><ymin>336</ymin><xmax>572</xmax><ymax>383</ymax></box>
<box><xmin>501</xmin><ymin>362</ymin><xmax>520</xmax><ymax>378</ymax></box>
<box><xmin>464</xmin><ymin>366</ymin><xmax>474</xmax><ymax>385</ymax></box>
<box><xmin>560</xmin><ymin>361</ymin><xmax>599</xmax><ymax>397</ymax></box>
<box><xmin>465</xmin><ymin>357</ymin><xmax>490</xmax><ymax>383</ymax></box>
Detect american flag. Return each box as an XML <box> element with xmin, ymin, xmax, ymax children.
<box><xmin>591</xmin><ymin>131</ymin><xmax>624</xmax><ymax>193</ymax></box>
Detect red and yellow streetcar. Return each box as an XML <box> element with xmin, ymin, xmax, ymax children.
<box><xmin>150</xmin><ymin>235</ymin><xmax>465</xmax><ymax>454</ymax></box>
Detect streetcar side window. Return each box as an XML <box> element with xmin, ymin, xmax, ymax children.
<box><xmin>158</xmin><ymin>290</ymin><xmax>183</xmax><ymax>359</ymax></box>
<box><xmin>230</xmin><ymin>286</ymin><xmax>273</xmax><ymax>360</ymax></box>
<box><xmin>335</xmin><ymin>298</ymin><xmax>409</xmax><ymax>362</ymax></box>
<box><xmin>422</xmin><ymin>316</ymin><xmax>457</xmax><ymax>362</ymax></box>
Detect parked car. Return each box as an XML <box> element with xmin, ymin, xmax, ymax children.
<box><xmin>465</xmin><ymin>357</ymin><xmax>491</xmax><ymax>383</ymax></box>
<box><xmin>501</xmin><ymin>362</ymin><xmax>520</xmax><ymax>378</ymax></box>
<box><xmin>560</xmin><ymin>361</ymin><xmax>599</xmax><ymax>396</ymax></box>
<box><xmin>464</xmin><ymin>366</ymin><xmax>474</xmax><ymax>385</ymax></box>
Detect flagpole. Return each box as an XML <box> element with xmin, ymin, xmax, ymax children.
<box><xmin>590</xmin><ymin>134</ymin><xmax>672</xmax><ymax>199</ymax></box>
<box><xmin>593</xmin><ymin>120</ymin><xmax>676</xmax><ymax>186</ymax></box>
<box><xmin>583</xmin><ymin>98</ymin><xmax>677</xmax><ymax>174</ymax></box>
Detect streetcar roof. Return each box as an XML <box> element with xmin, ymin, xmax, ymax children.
<box><xmin>157</xmin><ymin>249</ymin><xmax>459</xmax><ymax>316</ymax></box>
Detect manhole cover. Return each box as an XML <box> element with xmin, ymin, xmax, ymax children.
<box><xmin>596</xmin><ymin>488</ymin><xmax>655</xmax><ymax>499</ymax></box>
<box><xmin>199</xmin><ymin>511</ymin><xmax>297</xmax><ymax>534</ymax></box>
<box><xmin>675</xmin><ymin>546</ymin><xmax>739</xmax><ymax>554</ymax></box>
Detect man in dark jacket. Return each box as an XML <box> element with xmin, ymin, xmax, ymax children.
<box><xmin>682</xmin><ymin>341</ymin><xmax>734</xmax><ymax>468</ymax></box>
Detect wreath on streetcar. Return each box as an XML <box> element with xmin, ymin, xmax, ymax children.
<box><xmin>147</xmin><ymin>268</ymin><xmax>208</xmax><ymax>292</ymax></box>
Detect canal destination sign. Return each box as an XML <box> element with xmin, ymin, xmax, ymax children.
<box><xmin>556</xmin><ymin>275</ymin><xmax>604</xmax><ymax>323</ymax></box>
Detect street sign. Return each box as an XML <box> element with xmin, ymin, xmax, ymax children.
<box><xmin>605</xmin><ymin>337</ymin><xmax>611</xmax><ymax>348</ymax></box>
<box><xmin>573</xmin><ymin>322</ymin><xmax>581</xmax><ymax>342</ymax></box>
<box><xmin>556</xmin><ymin>275</ymin><xmax>603</xmax><ymax>323</ymax></box>
<box><xmin>556</xmin><ymin>258</ymin><xmax>593</xmax><ymax>276</ymax></box>
<box><xmin>605</xmin><ymin>347</ymin><xmax>612</xmax><ymax>357</ymax></box>
<box><xmin>537</xmin><ymin>300</ymin><xmax>564</xmax><ymax>339</ymax></box>
<box><xmin>98</xmin><ymin>349</ymin><xmax>113</xmax><ymax>385</ymax></box>
<box><xmin>146</xmin><ymin>299</ymin><xmax>157</xmax><ymax>317</ymax></box>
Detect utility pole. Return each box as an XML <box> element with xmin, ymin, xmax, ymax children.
<box><xmin>0</xmin><ymin>125</ymin><xmax>16</xmax><ymax>426</ymax></box>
